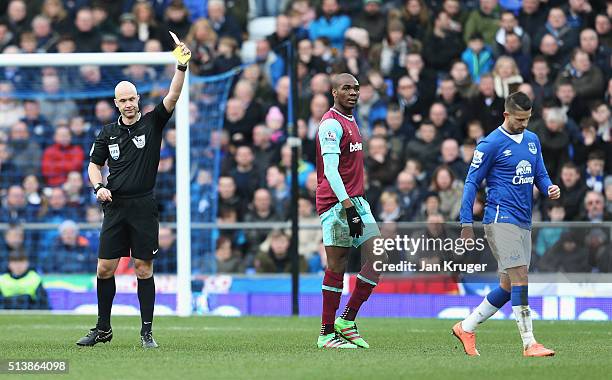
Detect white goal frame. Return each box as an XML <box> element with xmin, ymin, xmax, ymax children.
<box><xmin>0</xmin><ymin>52</ymin><xmax>193</xmax><ymax>316</ymax></box>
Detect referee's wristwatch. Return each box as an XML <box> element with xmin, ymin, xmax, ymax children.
<box><xmin>93</xmin><ymin>183</ymin><xmax>105</xmax><ymax>194</ymax></box>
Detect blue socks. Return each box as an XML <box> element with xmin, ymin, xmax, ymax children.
<box><xmin>486</xmin><ymin>286</ymin><xmax>511</xmax><ymax>308</ymax></box>
<box><xmin>511</xmin><ymin>285</ymin><xmax>529</xmax><ymax>306</ymax></box>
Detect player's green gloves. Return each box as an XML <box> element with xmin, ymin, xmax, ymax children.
<box><xmin>345</xmin><ymin>206</ymin><xmax>364</xmax><ymax>238</ymax></box>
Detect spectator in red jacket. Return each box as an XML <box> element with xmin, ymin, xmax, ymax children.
<box><xmin>41</xmin><ymin>126</ymin><xmax>84</xmax><ymax>186</ymax></box>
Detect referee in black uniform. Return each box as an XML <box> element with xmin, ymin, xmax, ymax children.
<box><xmin>76</xmin><ymin>42</ymin><xmax>191</xmax><ymax>348</ymax></box>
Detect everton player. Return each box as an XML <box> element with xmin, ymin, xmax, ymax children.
<box><xmin>453</xmin><ymin>92</ymin><xmax>560</xmax><ymax>357</ymax></box>
<box><xmin>315</xmin><ymin>73</ymin><xmax>385</xmax><ymax>349</ymax></box>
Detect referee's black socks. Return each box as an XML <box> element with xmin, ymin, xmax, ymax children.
<box><xmin>96</xmin><ymin>276</ymin><xmax>116</xmax><ymax>331</ymax></box>
<box><xmin>137</xmin><ymin>276</ymin><xmax>155</xmax><ymax>335</ymax></box>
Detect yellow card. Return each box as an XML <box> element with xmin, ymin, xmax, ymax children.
<box><xmin>169</xmin><ymin>31</ymin><xmax>191</xmax><ymax>65</ymax></box>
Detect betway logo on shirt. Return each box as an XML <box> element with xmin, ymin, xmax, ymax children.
<box><xmin>349</xmin><ymin>142</ymin><xmax>363</xmax><ymax>152</ymax></box>
<box><xmin>513</xmin><ymin>160</ymin><xmax>534</xmax><ymax>185</ymax></box>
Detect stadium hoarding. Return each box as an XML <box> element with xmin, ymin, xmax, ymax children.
<box><xmin>34</xmin><ymin>274</ymin><xmax>612</xmax><ymax>321</ymax></box>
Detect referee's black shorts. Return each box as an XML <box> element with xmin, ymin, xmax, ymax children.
<box><xmin>98</xmin><ymin>195</ymin><xmax>159</xmax><ymax>261</ymax></box>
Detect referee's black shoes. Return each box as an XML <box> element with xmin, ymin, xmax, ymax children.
<box><xmin>76</xmin><ymin>327</ymin><xmax>113</xmax><ymax>346</ymax></box>
<box><xmin>140</xmin><ymin>332</ymin><xmax>159</xmax><ymax>348</ymax></box>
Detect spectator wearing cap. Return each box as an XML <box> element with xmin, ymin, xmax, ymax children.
<box><xmin>558</xmin><ymin>162</ymin><xmax>588</xmax><ymax>221</ymax></box>
<box><xmin>73</xmin><ymin>7</ymin><xmax>101</xmax><ymax>53</ymax></box>
<box><xmin>353</xmin><ymin>0</ymin><xmax>385</xmax><ymax>44</ymax></box>
<box><xmin>0</xmin><ymin>250</ymin><xmax>50</xmax><ymax>310</ymax></box>
<box><xmin>308</xmin><ymin>0</ymin><xmax>351</xmax><ymax>50</ymax></box>
<box><xmin>538</xmin><ymin>231</ymin><xmax>591</xmax><ymax>272</ymax></box>
<box><xmin>118</xmin><ymin>13</ymin><xmax>144</xmax><ymax>52</ymax></box>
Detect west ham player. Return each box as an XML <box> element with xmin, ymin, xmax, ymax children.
<box><xmin>453</xmin><ymin>92</ymin><xmax>560</xmax><ymax>357</ymax></box>
<box><xmin>315</xmin><ymin>73</ymin><xmax>385</xmax><ymax>349</ymax></box>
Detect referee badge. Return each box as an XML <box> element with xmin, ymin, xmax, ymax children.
<box><xmin>132</xmin><ymin>134</ymin><xmax>146</xmax><ymax>149</ymax></box>
<box><xmin>108</xmin><ymin>144</ymin><xmax>120</xmax><ymax>160</ymax></box>
<box><xmin>528</xmin><ymin>142</ymin><xmax>537</xmax><ymax>154</ymax></box>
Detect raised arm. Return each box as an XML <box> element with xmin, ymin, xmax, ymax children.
<box><xmin>163</xmin><ymin>42</ymin><xmax>191</xmax><ymax>113</ymax></box>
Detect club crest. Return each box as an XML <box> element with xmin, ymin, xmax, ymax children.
<box><xmin>528</xmin><ymin>142</ymin><xmax>537</xmax><ymax>154</ymax></box>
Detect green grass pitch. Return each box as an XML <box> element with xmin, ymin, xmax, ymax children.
<box><xmin>0</xmin><ymin>315</ymin><xmax>610</xmax><ymax>379</ymax></box>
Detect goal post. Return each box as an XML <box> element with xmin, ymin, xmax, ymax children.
<box><xmin>0</xmin><ymin>52</ymin><xmax>192</xmax><ymax>316</ymax></box>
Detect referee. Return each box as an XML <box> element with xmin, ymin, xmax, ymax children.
<box><xmin>76</xmin><ymin>42</ymin><xmax>191</xmax><ymax>348</ymax></box>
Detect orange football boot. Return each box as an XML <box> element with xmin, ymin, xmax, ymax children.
<box><xmin>523</xmin><ymin>342</ymin><xmax>555</xmax><ymax>357</ymax></box>
<box><xmin>452</xmin><ymin>321</ymin><xmax>480</xmax><ymax>356</ymax></box>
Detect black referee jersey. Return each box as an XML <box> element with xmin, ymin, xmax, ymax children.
<box><xmin>90</xmin><ymin>101</ymin><xmax>173</xmax><ymax>198</ymax></box>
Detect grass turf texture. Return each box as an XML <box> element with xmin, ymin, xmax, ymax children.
<box><xmin>0</xmin><ymin>315</ymin><xmax>610</xmax><ymax>380</ymax></box>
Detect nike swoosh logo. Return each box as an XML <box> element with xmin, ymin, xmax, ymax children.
<box><xmin>152</xmin><ymin>249</ymin><xmax>158</xmax><ymax>255</ymax></box>
<box><xmin>143</xmin><ymin>322</ymin><xmax>151</xmax><ymax>324</ymax></box>
<box><xmin>110</xmin><ymin>136</ymin><xmax>117</xmax><ymax>140</ymax></box>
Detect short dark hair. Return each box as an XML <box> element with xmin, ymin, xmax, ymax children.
<box><xmin>561</xmin><ymin>161</ymin><xmax>579</xmax><ymax>172</ymax></box>
<box><xmin>505</xmin><ymin>91</ymin><xmax>532</xmax><ymax>113</ymax></box>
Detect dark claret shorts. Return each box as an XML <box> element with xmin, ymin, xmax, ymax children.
<box><xmin>98</xmin><ymin>196</ymin><xmax>159</xmax><ymax>261</ymax></box>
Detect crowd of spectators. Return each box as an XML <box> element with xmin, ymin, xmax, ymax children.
<box><xmin>0</xmin><ymin>0</ymin><xmax>610</xmax><ymax>276</ymax></box>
